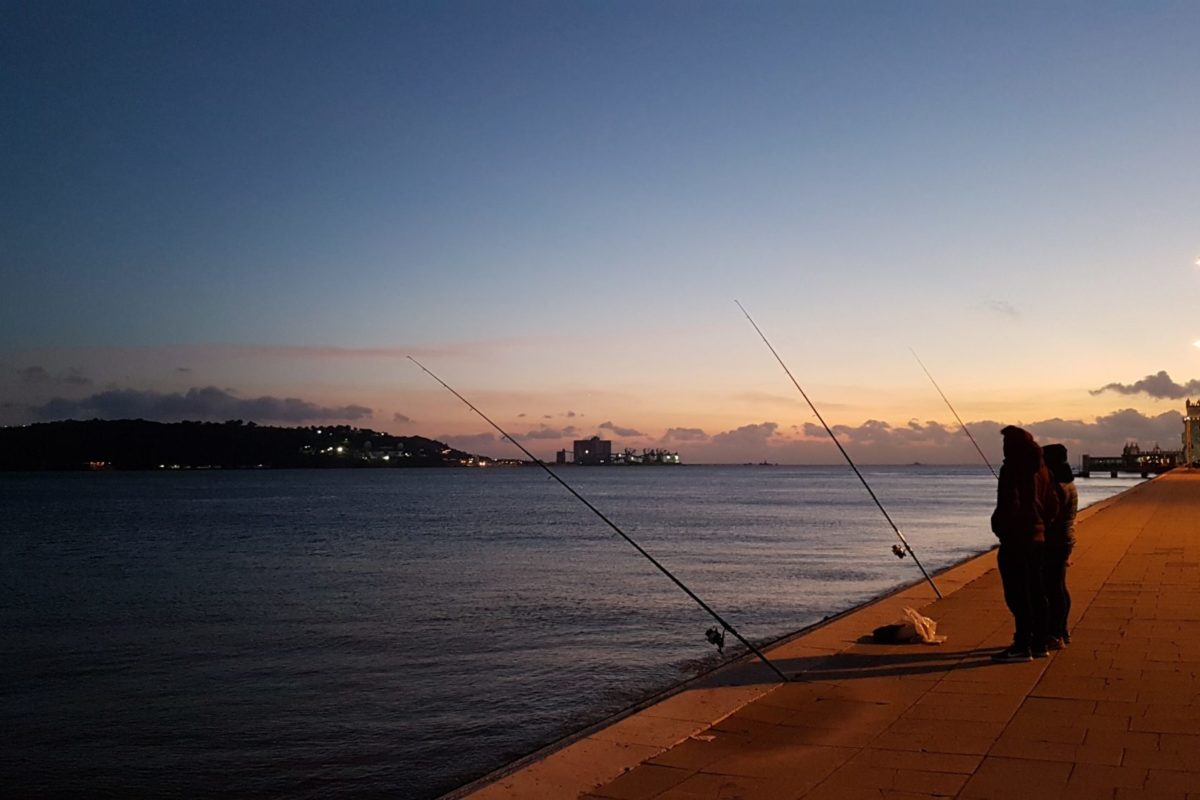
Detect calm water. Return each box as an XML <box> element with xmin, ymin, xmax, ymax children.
<box><xmin>1</xmin><ymin>466</ymin><xmax>1141</xmax><ymax>798</ymax></box>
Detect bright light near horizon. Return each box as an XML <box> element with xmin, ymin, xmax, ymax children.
<box><xmin>1193</xmin><ymin>340</ymin><xmax>1200</xmax><ymax>348</ymax></box>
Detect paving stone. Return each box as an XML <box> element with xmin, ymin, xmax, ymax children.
<box><xmin>1064</xmin><ymin>763</ymin><xmax>1148</xmax><ymax>790</ymax></box>
<box><xmin>1082</xmin><ymin>728</ymin><xmax>1159</xmax><ymax>752</ymax></box>
<box><xmin>651</xmin><ymin>771</ymin><xmax>802</xmax><ymax>800</ymax></box>
<box><xmin>1144</xmin><ymin>769</ymin><xmax>1200</xmax><ymax>793</ymax></box>
<box><xmin>698</xmin><ymin>742</ymin><xmax>855</xmax><ymax>781</ymax></box>
<box><xmin>959</xmin><ymin>756</ymin><xmax>1072</xmax><ymax>798</ymax></box>
<box><xmin>588</xmin><ymin>764</ymin><xmax>695</xmax><ymax>800</ymax></box>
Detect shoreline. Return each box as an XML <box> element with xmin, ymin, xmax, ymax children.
<box><xmin>445</xmin><ymin>477</ymin><xmax>1149</xmax><ymax>799</ymax></box>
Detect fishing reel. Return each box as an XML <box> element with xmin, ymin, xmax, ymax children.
<box><xmin>705</xmin><ymin>626</ymin><xmax>727</xmax><ymax>653</ymax></box>
<box><xmin>892</xmin><ymin>544</ymin><xmax>907</xmax><ymax>559</ymax></box>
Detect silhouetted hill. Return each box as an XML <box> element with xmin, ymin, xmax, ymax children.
<box><xmin>0</xmin><ymin>419</ymin><xmax>493</xmax><ymax>471</ymax></box>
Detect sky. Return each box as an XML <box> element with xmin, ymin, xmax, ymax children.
<box><xmin>3</xmin><ymin>0</ymin><xmax>1199</xmax><ymax>464</ymax></box>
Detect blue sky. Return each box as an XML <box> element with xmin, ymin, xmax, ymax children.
<box><xmin>3</xmin><ymin>1</ymin><xmax>1199</xmax><ymax>462</ymax></box>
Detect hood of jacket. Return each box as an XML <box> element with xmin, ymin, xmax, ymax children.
<box><xmin>1001</xmin><ymin>425</ymin><xmax>1044</xmax><ymax>474</ymax></box>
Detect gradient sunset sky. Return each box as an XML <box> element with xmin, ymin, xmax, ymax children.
<box><xmin>3</xmin><ymin>1</ymin><xmax>1199</xmax><ymax>463</ymax></box>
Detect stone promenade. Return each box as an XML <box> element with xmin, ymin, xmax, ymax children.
<box><xmin>462</xmin><ymin>470</ymin><xmax>1200</xmax><ymax>800</ymax></box>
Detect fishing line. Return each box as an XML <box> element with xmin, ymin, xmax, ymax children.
<box><xmin>910</xmin><ymin>349</ymin><xmax>997</xmax><ymax>478</ymax></box>
<box><xmin>408</xmin><ymin>355</ymin><xmax>790</xmax><ymax>683</ymax></box>
<box><xmin>734</xmin><ymin>301</ymin><xmax>943</xmax><ymax>599</ymax></box>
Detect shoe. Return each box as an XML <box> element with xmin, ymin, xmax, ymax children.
<box><xmin>1032</xmin><ymin>646</ymin><xmax>1049</xmax><ymax>659</ymax></box>
<box><xmin>992</xmin><ymin>645</ymin><xmax>1033</xmax><ymax>663</ymax></box>
<box><xmin>1046</xmin><ymin>637</ymin><xmax>1065</xmax><ymax>651</ymax></box>
<box><xmin>1061</xmin><ymin>632</ymin><xmax>1071</xmax><ymax>645</ymax></box>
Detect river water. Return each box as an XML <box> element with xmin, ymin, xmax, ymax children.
<box><xmin>0</xmin><ymin>466</ymin><xmax>1140</xmax><ymax>798</ymax></box>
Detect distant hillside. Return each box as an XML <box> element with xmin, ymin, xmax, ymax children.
<box><xmin>0</xmin><ymin>419</ymin><xmax>495</xmax><ymax>471</ymax></box>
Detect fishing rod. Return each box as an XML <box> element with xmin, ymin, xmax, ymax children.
<box><xmin>407</xmin><ymin>355</ymin><xmax>791</xmax><ymax>683</ymax></box>
<box><xmin>910</xmin><ymin>349</ymin><xmax>997</xmax><ymax>479</ymax></box>
<box><xmin>734</xmin><ymin>301</ymin><xmax>943</xmax><ymax>600</ymax></box>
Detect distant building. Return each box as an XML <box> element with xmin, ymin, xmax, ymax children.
<box><xmin>639</xmin><ymin>448</ymin><xmax>681</xmax><ymax>465</ymax></box>
<box><xmin>573</xmin><ymin>436</ymin><xmax>612</xmax><ymax>465</ymax></box>
<box><xmin>1081</xmin><ymin>441</ymin><xmax>1184</xmax><ymax>477</ymax></box>
<box><xmin>1184</xmin><ymin>400</ymin><xmax>1200</xmax><ymax>465</ymax></box>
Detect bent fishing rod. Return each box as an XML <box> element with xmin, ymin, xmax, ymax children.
<box><xmin>734</xmin><ymin>301</ymin><xmax>943</xmax><ymax>600</ymax></box>
<box><xmin>407</xmin><ymin>355</ymin><xmax>790</xmax><ymax>683</ymax></box>
<box><xmin>909</xmin><ymin>349</ymin><xmax>997</xmax><ymax>479</ymax></box>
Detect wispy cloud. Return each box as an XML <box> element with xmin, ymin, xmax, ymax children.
<box><xmin>32</xmin><ymin>387</ymin><xmax>372</xmax><ymax>423</ymax></box>
<box><xmin>1090</xmin><ymin>370</ymin><xmax>1200</xmax><ymax>400</ymax></box>
<box><xmin>440</xmin><ymin>432</ymin><xmax>498</xmax><ymax>453</ymax></box>
<box><xmin>733</xmin><ymin>391</ymin><xmax>800</xmax><ymax>405</ymax></box>
<box><xmin>985</xmin><ymin>299</ymin><xmax>1019</xmax><ymax>319</ymax></box>
<box><xmin>17</xmin><ymin>366</ymin><xmax>50</xmax><ymax>384</ymax></box>
<box><xmin>177</xmin><ymin>338</ymin><xmax>551</xmax><ymax>362</ymax></box>
<box><xmin>393</xmin><ymin>412</ymin><xmax>413</xmax><ymax>424</ymax></box>
<box><xmin>16</xmin><ymin>365</ymin><xmax>92</xmax><ymax>387</ymax></box>
<box><xmin>599</xmin><ymin>420</ymin><xmax>644</xmax><ymax>437</ymax></box>
<box><xmin>529</xmin><ymin>425</ymin><xmax>578</xmax><ymax>440</ymax></box>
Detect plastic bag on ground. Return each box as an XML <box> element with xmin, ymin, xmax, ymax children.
<box><xmin>901</xmin><ymin>606</ymin><xmax>947</xmax><ymax>644</ymax></box>
<box><xmin>871</xmin><ymin>607</ymin><xmax>947</xmax><ymax>644</ymax></box>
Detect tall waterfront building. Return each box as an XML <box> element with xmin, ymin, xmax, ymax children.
<box><xmin>573</xmin><ymin>436</ymin><xmax>612</xmax><ymax>465</ymax></box>
<box><xmin>1184</xmin><ymin>401</ymin><xmax>1200</xmax><ymax>466</ymax></box>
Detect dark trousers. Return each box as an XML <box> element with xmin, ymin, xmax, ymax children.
<box><xmin>997</xmin><ymin>540</ymin><xmax>1048</xmax><ymax>649</ymax></box>
<box><xmin>1043</xmin><ymin>542</ymin><xmax>1073</xmax><ymax>639</ymax></box>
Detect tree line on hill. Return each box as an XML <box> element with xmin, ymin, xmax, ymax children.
<box><xmin>0</xmin><ymin>419</ymin><xmax>489</xmax><ymax>471</ymax></box>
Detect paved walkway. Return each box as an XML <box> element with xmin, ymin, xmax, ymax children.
<box><xmin>462</xmin><ymin>470</ymin><xmax>1200</xmax><ymax>800</ymax></box>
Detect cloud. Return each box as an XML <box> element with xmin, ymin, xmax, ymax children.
<box><xmin>565</xmin><ymin>410</ymin><xmax>576</xmax><ymax>418</ymax></box>
<box><xmin>17</xmin><ymin>365</ymin><xmax>92</xmax><ymax>387</ymax></box>
<box><xmin>523</xmin><ymin>425</ymin><xmax>578</xmax><ymax>440</ymax></box>
<box><xmin>393</xmin><ymin>412</ymin><xmax>413</xmax><ymax>424</ymax></box>
<box><xmin>1090</xmin><ymin>370</ymin><xmax>1200</xmax><ymax>400</ymax></box>
<box><xmin>664</xmin><ymin>409</ymin><xmax>1185</xmax><ymax>464</ymax></box>
<box><xmin>710</xmin><ymin>422</ymin><xmax>779</xmax><ymax>446</ymax></box>
<box><xmin>806</xmin><ymin>419</ymin><xmax>958</xmax><ymax>448</ymax></box>
<box><xmin>985</xmin><ymin>300</ymin><xmax>1019</xmax><ymax>318</ymax></box>
<box><xmin>32</xmin><ymin>386</ymin><xmax>373</xmax><ymax>423</ymax></box>
<box><xmin>440</xmin><ymin>432</ymin><xmax>498</xmax><ymax>453</ymax></box>
<box><xmin>517</xmin><ymin>413</ymin><xmax>527</xmax><ymax>418</ymax></box>
<box><xmin>599</xmin><ymin>420</ymin><xmax>644</xmax><ymax>437</ymax></box>
<box><xmin>542</xmin><ymin>414</ymin><xmax>552</xmax><ymax>420</ymax></box>
<box><xmin>176</xmin><ymin>367</ymin><xmax>193</xmax><ymax>374</ymax></box>
<box><xmin>190</xmin><ymin>339</ymin><xmax>547</xmax><ymax>361</ymax></box>
<box><xmin>675</xmin><ymin>422</ymin><xmax>781</xmax><ymax>463</ymax></box>
<box><xmin>1025</xmin><ymin>409</ymin><xmax>1182</xmax><ymax>449</ymax></box>
<box><xmin>663</xmin><ymin>427</ymin><xmax>709</xmax><ymax>442</ymax></box>
<box><xmin>18</xmin><ymin>366</ymin><xmax>51</xmax><ymax>384</ymax></box>
<box><xmin>734</xmin><ymin>391</ymin><xmax>798</xmax><ymax>405</ymax></box>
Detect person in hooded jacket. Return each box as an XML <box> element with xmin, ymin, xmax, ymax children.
<box><xmin>990</xmin><ymin>426</ymin><xmax>1060</xmax><ymax>662</ymax></box>
<box><xmin>1042</xmin><ymin>443</ymin><xmax>1077</xmax><ymax>648</ymax></box>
